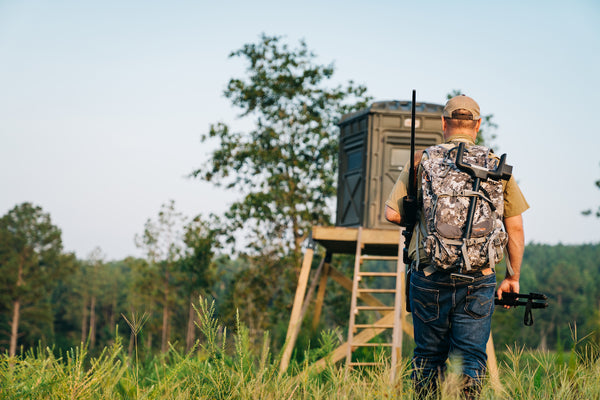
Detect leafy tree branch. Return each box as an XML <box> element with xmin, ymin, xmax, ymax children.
<box><xmin>192</xmin><ymin>34</ymin><xmax>371</xmax><ymax>258</ymax></box>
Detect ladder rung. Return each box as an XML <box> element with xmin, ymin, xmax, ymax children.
<box><xmin>357</xmin><ymin>288</ymin><xmax>397</xmax><ymax>293</ymax></box>
<box><xmin>356</xmin><ymin>306</ymin><xmax>395</xmax><ymax>311</ymax></box>
<box><xmin>358</xmin><ymin>272</ymin><xmax>397</xmax><ymax>277</ymax></box>
<box><xmin>350</xmin><ymin>342</ymin><xmax>393</xmax><ymax>347</ymax></box>
<box><xmin>354</xmin><ymin>324</ymin><xmax>394</xmax><ymax>329</ymax></box>
<box><xmin>348</xmin><ymin>362</ymin><xmax>383</xmax><ymax>367</ymax></box>
<box><xmin>360</xmin><ymin>255</ymin><xmax>399</xmax><ymax>261</ymax></box>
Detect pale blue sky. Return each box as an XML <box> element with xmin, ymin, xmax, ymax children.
<box><xmin>1</xmin><ymin>0</ymin><xmax>599</xmax><ymax>260</ymax></box>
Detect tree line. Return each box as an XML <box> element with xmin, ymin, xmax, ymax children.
<box><xmin>0</xmin><ymin>201</ymin><xmax>219</xmax><ymax>357</ymax></box>
<box><xmin>493</xmin><ymin>243</ymin><xmax>600</xmax><ymax>349</ymax></box>
<box><xmin>1</xmin><ymin>201</ymin><xmax>599</xmax><ymax>358</ymax></box>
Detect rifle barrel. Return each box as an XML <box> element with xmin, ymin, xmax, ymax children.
<box><xmin>408</xmin><ymin>90</ymin><xmax>416</xmax><ymax>199</ymax></box>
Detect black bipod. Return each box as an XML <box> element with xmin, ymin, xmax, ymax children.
<box><xmin>454</xmin><ymin>142</ymin><xmax>513</xmax><ymax>239</ymax></box>
<box><xmin>495</xmin><ymin>292</ymin><xmax>548</xmax><ymax>326</ymax></box>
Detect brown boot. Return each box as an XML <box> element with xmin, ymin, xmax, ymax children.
<box><xmin>461</xmin><ymin>375</ymin><xmax>482</xmax><ymax>400</ymax></box>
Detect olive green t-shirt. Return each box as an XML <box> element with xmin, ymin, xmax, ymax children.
<box><xmin>385</xmin><ymin>136</ymin><xmax>529</xmax><ymax>262</ymax></box>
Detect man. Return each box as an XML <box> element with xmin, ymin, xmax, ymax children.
<box><xmin>385</xmin><ymin>95</ymin><xmax>528</xmax><ymax>398</ymax></box>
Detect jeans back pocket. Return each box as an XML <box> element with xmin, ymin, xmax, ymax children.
<box><xmin>412</xmin><ymin>284</ymin><xmax>440</xmax><ymax>323</ymax></box>
<box><xmin>464</xmin><ymin>282</ymin><xmax>496</xmax><ymax>319</ymax></box>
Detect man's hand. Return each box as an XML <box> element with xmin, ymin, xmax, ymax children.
<box><xmin>497</xmin><ymin>277</ymin><xmax>520</xmax><ymax>309</ymax></box>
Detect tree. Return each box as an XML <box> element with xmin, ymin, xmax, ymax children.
<box><xmin>99</xmin><ymin>260</ymin><xmax>132</xmax><ymax>346</ymax></box>
<box><xmin>0</xmin><ymin>203</ymin><xmax>65</xmax><ymax>357</ymax></box>
<box><xmin>83</xmin><ymin>247</ymin><xmax>105</xmax><ymax>348</ymax></box>
<box><xmin>177</xmin><ymin>215</ymin><xmax>218</xmax><ymax>351</ymax></box>
<box><xmin>53</xmin><ymin>253</ymin><xmax>131</xmax><ymax>352</ymax></box>
<box><xmin>581</xmin><ymin>165</ymin><xmax>600</xmax><ymax>217</ymax></box>
<box><xmin>134</xmin><ymin>200</ymin><xmax>186</xmax><ymax>353</ymax></box>
<box><xmin>125</xmin><ymin>257</ymin><xmax>156</xmax><ymax>354</ymax></box>
<box><xmin>192</xmin><ymin>34</ymin><xmax>371</xmax><ymax>261</ymax></box>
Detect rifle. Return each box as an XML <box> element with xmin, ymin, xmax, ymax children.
<box><xmin>400</xmin><ymin>90</ymin><xmax>418</xmax><ymax>312</ymax></box>
<box><xmin>495</xmin><ymin>292</ymin><xmax>548</xmax><ymax>326</ymax></box>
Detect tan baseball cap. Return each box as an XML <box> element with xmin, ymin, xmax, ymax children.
<box><xmin>443</xmin><ymin>95</ymin><xmax>481</xmax><ymax>120</ymax></box>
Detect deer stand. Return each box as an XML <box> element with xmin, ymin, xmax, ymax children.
<box><xmin>279</xmin><ymin>226</ymin><xmax>411</xmax><ymax>382</ymax></box>
<box><xmin>279</xmin><ymin>225</ymin><xmax>501</xmax><ymax>389</ymax></box>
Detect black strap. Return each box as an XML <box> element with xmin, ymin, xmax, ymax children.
<box><xmin>524</xmin><ymin>298</ymin><xmax>534</xmax><ymax>326</ymax></box>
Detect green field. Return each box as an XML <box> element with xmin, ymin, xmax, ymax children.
<box><xmin>2</xmin><ymin>300</ymin><xmax>599</xmax><ymax>400</ymax></box>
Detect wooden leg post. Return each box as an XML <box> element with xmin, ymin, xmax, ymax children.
<box><xmin>487</xmin><ymin>333</ymin><xmax>503</xmax><ymax>393</ymax></box>
<box><xmin>391</xmin><ymin>229</ymin><xmax>406</xmax><ymax>382</ymax></box>
<box><xmin>312</xmin><ymin>252</ymin><xmax>332</xmax><ymax>332</ymax></box>
<box><xmin>279</xmin><ymin>239</ymin><xmax>316</xmax><ymax>375</ymax></box>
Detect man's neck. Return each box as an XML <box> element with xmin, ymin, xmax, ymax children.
<box><xmin>445</xmin><ymin>132</ymin><xmax>476</xmax><ymax>144</ymax></box>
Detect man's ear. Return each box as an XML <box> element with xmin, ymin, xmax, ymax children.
<box><xmin>475</xmin><ymin>119</ymin><xmax>482</xmax><ymax>131</ymax></box>
<box><xmin>441</xmin><ymin>116</ymin><xmax>447</xmax><ymax>131</ymax></box>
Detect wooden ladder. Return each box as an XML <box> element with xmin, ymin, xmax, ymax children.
<box><xmin>346</xmin><ymin>226</ymin><xmax>405</xmax><ymax>382</ymax></box>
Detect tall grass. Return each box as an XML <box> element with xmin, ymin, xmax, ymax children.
<box><xmin>1</xmin><ymin>299</ymin><xmax>599</xmax><ymax>399</ymax></box>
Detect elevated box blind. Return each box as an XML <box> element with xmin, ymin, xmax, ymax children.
<box><xmin>336</xmin><ymin>100</ymin><xmax>444</xmax><ymax>230</ymax></box>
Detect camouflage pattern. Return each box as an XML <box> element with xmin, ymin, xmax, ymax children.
<box><xmin>420</xmin><ymin>144</ymin><xmax>508</xmax><ymax>271</ymax></box>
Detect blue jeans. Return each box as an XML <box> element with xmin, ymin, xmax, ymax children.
<box><xmin>409</xmin><ymin>269</ymin><xmax>496</xmax><ymax>388</ymax></box>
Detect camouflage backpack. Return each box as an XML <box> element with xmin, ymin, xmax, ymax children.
<box><xmin>419</xmin><ymin>143</ymin><xmax>508</xmax><ymax>272</ymax></box>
